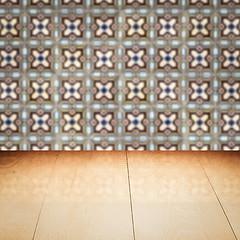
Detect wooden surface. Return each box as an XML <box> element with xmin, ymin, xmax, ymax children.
<box><xmin>0</xmin><ymin>151</ymin><xmax>239</xmax><ymax>240</ymax></box>
<box><xmin>127</xmin><ymin>151</ymin><xmax>237</xmax><ymax>240</ymax></box>
<box><xmin>196</xmin><ymin>152</ymin><xmax>240</xmax><ymax>239</ymax></box>
<box><xmin>34</xmin><ymin>151</ymin><xmax>133</xmax><ymax>240</ymax></box>
<box><xmin>0</xmin><ymin>152</ymin><xmax>57</xmax><ymax>240</ymax></box>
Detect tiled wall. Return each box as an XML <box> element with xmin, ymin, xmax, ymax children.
<box><xmin>0</xmin><ymin>0</ymin><xmax>240</xmax><ymax>150</ymax></box>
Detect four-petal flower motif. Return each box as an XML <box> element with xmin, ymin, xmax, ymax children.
<box><xmin>190</xmin><ymin>0</ymin><xmax>209</xmax><ymax>4</ymax></box>
<box><xmin>0</xmin><ymin>17</ymin><xmax>19</xmax><ymax>37</ymax></box>
<box><xmin>94</xmin><ymin>0</ymin><xmax>113</xmax><ymax>4</ymax></box>
<box><xmin>126</xmin><ymin>17</ymin><xmax>146</xmax><ymax>37</ymax></box>
<box><xmin>63</xmin><ymin>49</ymin><xmax>83</xmax><ymax>69</ymax></box>
<box><xmin>158</xmin><ymin>81</ymin><xmax>177</xmax><ymax>100</ymax></box>
<box><xmin>95</xmin><ymin>18</ymin><xmax>114</xmax><ymax>37</ymax></box>
<box><xmin>221</xmin><ymin>82</ymin><xmax>240</xmax><ymax>101</ymax></box>
<box><xmin>95</xmin><ymin>144</ymin><xmax>114</xmax><ymax>150</ymax></box>
<box><xmin>126</xmin><ymin>49</ymin><xmax>146</xmax><ymax>68</ymax></box>
<box><xmin>126</xmin><ymin>81</ymin><xmax>146</xmax><ymax>100</ymax></box>
<box><xmin>30</xmin><ymin>81</ymin><xmax>50</xmax><ymax>100</ymax></box>
<box><xmin>222</xmin><ymin>49</ymin><xmax>240</xmax><ymax>68</ymax></box>
<box><xmin>126</xmin><ymin>0</ymin><xmax>145</xmax><ymax>5</ymax></box>
<box><xmin>62</xmin><ymin>81</ymin><xmax>82</xmax><ymax>100</ymax></box>
<box><xmin>222</xmin><ymin>17</ymin><xmax>240</xmax><ymax>36</ymax></box>
<box><xmin>31</xmin><ymin>0</ymin><xmax>50</xmax><ymax>4</ymax></box>
<box><xmin>158</xmin><ymin>144</ymin><xmax>178</xmax><ymax>150</ymax></box>
<box><xmin>221</xmin><ymin>0</ymin><xmax>240</xmax><ymax>5</ymax></box>
<box><xmin>0</xmin><ymin>144</ymin><xmax>19</xmax><ymax>151</ymax></box>
<box><xmin>158</xmin><ymin>0</ymin><xmax>178</xmax><ymax>4</ymax></box>
<box><xmin>158</xmin><ymin>49</ymin><xmax>177</xmax><ymax>69</ymax></box>
<box><xmin>31</xmin><ymin>17</ymin><xmax>51</xmax><ymax>36</ymax></box>
<box><xmin>0</xmin><ymin>81</ymin><xmax>18</xmax><ymax>100</ymax></box>
<box><xmin>158</xmin><ymin>112</ymin><xmax>178</xmax><ymax>132</ymax></box>
<box><xmin>126</xmin><ymin>112</ymin><xmax>146</xmax><ymax>132</ymax></box>
<box><xmin>31</xmin><ymin>113</ymin><xmax>51</xmax><ymax>132</ymax></box>
<box><xmin>94</xmin><ymin>81</ymin><xmax>114</xmax><ymax>100</ymax></box>
<box><xmin>0</xmin><ymin>0</ymin><xmax>19</xmax><ymax>4</ymax></box>
<box><xmin>189</xmin><ymin>49</ymin><xmax>210</xmax><ymax>68</ymax></box>
<box><xmin>31</xmin><ymin>49</ymin><xmax>51</xmax><ymax>69</ymax></box>
<box><xmin>158</xmin><ymin>17</ymin><xmax>178</xmax><ymax>36</ymax></box>
<box><xmin>190</xmin><ymin>113</ymin><xmax>210</xmax><ymax>132</ymax></box>
<box><xmin>62</xmin><ymin>0</ymin><xmax>82</xmax><ymax>4</ymax></box>
<box><xmin>94</xmin><ymin>112</ymin><xmax>114</xmax><ymax>133</ymax></box>
<box><xmin>190</xmin><ymin>82</ymin><xmax>209</xmax><ymax>101</ymax></box>
<box><xmin>0</xmin><ymin>49</ymin><xmax>19</xmax><ymax>68</ymax></box>
<box><xmin>0</xmin><ymin>113</ymin><xmax>18</xmax><ymax>132</ymax></box>
<box><xmin>190</xmin><ymin>145</ymin><xmax>209</xmax><ymax>150</ymax></box>
<box><xmin>222</xmin><ymin>113</ymin><xmax>240</xmax><ymax>132</ymax></box>
<box><xmin>62</xmin><ymin>18</ymin><xmax>83</xmax><ymax>37</ymax></box>
<box><xmin>190</xmin><ymin>17</ymin><xmax>210</xmax><ymax>37</ymax></box>
<box><xmin>63</xmin><ymin>144</ymin><xmax>82</xmax><ymax>150</ymax></box>
<box><xmin>62</xmin><ymin>112</ymin><xmax>83</xmax><ymax>132</ymax></box>
<box><xmin>94</xmin><ymin>49</ymin><xmax>114</xmax><ymax>69</ymax></box>
<box><xmin>31</xmin><ymin>144</ymin><xmax>50</xmax><ymax>150</ymax></box>
<box><xmin>222</xmin><ymin>145</ymin><xmax>240</xmax><ymax>151</ymax></box>
<box><xmin>126</xmin><ymin>145</ymin><xmax>146</xmax><ymax>150</ymax></box>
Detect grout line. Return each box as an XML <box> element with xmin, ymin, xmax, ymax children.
<box><xmin>125</xmin><ymin>150</ymin><xmax>136</xmax><ymax>240</ymax></box>
<box><xmin>195</xmin><ymin>152</ymin><xmax>238</xmax><ymax>240</ymax></box>
<box><xmin>31</xmin><ymin>151</ymin><xmax>60</xmax><ymax>240</ymax></box>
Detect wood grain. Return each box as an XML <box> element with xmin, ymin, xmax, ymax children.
<box><xmin>1</xmin><ymin>151</ymin><xmax>239</xmax><ymax>240</ymax></box>
<box><xmin>34</xmin><ymin>151</ymin><xmax>133</xmax><ymax>240</ymax></box>
<box><xmin>127</xmin><ymin>151</ymin><xmax>236</xmax><ymax>240</ymax></box>
<box><xmin>197</xmin><ymin>151</ymin><xmax>240</xmax><ymax>239</ymax></box>
<box><xmin>0</xmin><ymin>152</ymin><xmax>58</xmax><ymax>240</ymax></box>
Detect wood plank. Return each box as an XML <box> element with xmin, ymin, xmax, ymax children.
<box><xmin>127</xmin><ymin>151</ymin><xmax>236</xmax><ymax>240</ymax></box>
<box><xmin>0</xmin><ymin>152</ymin><xmax>23</xmax><ymax>194</ymax></box>
<box><xmin>34</xmin><ymin>151</ymin><xmax>133</xmax><ymax>240</ymax></box>
<box><xmin>197</xmin><ymin>151</ymin><xmax>240</xmax><ymax>239</ymax></box>
<box><xmin>0</xmin><ymin>152</ymin><xmax>58</xmax><ymax>240</ymax></box>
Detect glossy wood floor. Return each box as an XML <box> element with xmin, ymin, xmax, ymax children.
<box><xmin>0</xmin><ymin>151</ymin><xmax>239</xmax><ymax>240</ymax></box>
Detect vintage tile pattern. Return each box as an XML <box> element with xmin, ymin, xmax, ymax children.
<box><xmin>0</xmin><ymin>0</ymin><xmax>240</xmax><ymax>150</ymax></box>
